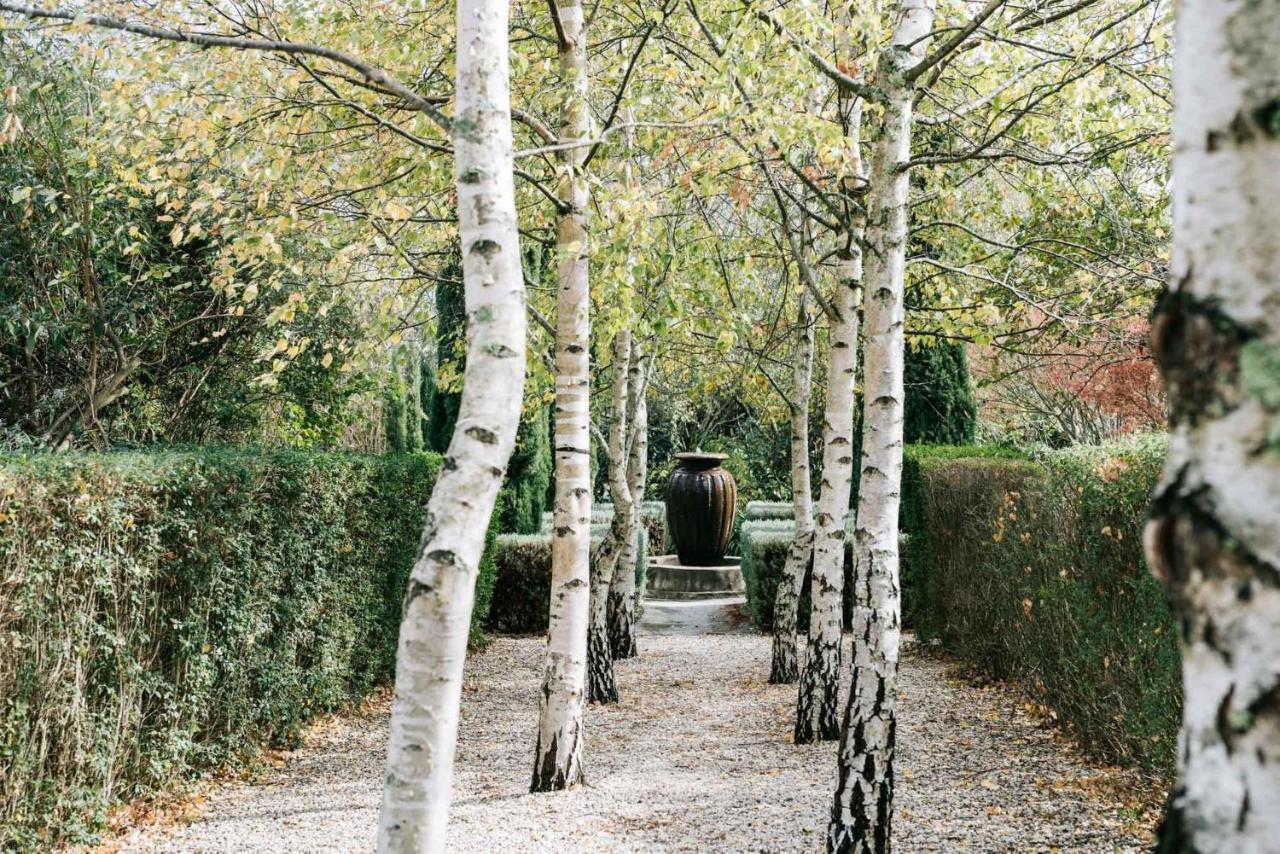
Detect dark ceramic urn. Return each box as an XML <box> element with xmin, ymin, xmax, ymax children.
<box><xmin>665</xmin><ymin>452</ymin><xmax>737</xmax><ymax>565</ymax></box>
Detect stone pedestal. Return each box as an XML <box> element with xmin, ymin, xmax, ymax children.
<box><xmin>646</xmin><ymin>555</ymin><xmax>744</xmax><ymax>601</ymax></box>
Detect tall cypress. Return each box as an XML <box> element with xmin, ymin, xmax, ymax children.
<box><xmin>498</xmin><ymin>405</ymin><xmax>554</xmax><ymax>533</ymax></box>
<box><xmin>903</xmin><ymin>340</ymin><xmax>976</xmax><ymax>445</ymax></box>
<box><xmin>425</xmin><ymin>252</ymin><xmax>465</xmax><ymax>452</ymax></box>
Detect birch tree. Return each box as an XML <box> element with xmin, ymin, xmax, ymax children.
<box><xmin>795</xmin><ymin>248</ymin><xmax>862</xmax><ymax>744</ymax></box>
<box><xmin>604</xmin><ymin>107</ymin><xmax>651</xmax><ymax>662</ymax></box>
<box><xmin>830</xmin><ymin>6</ymin><xmax>932</xmax><ymax>847</ymax></box>
<box><xmin>376</xmin><ymin>0</ymin><xmax>527</xmax><ymax>845</ymax></box>
<box><xmin>771</xmin><ymin>297</ymin><xmax>816</xmax><ymax>684</ymax></box>
<box><xmin>792</xmin><ymin>59</ymin><xmax>866</xmax><ymax>749</ymax></box>
<box><xmin>1143</xmin><ymin>0</ymin><xmax>1280</xmax><ymax>848</ymax></box>
<box><xmin>609</xmin><ymin>337</ymin><xmax>650</xmax><ymax>659</ymax></box>
<box><xmin>532</xmin><ymin>0</ymin><xmax>594</xmax><ymax>792</ymax></box>
<box><xmin>589</xmin><ymin>330</ymin><xmax>630</xmax><ymax>703</ymax></box>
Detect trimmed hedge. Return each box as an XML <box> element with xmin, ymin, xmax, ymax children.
<box><xmin>0</xmin><ymin>450</ymin><xmax>497</xmax><ymax>849</ymax></box>
<box><xmin>740</xmin><ymin>519</ymin><xmax>854</xmax><ymax>632</ymax></box>
<box><xmin>539</xmin><ymin>501</ymin><xmax>667</xmax><ymax>551</ymax></box>
<box><xmin>488</xmin><ymin>527</ymin><xmax>649</xmax><ymax>635</ymax></box>
<box><xmin>743</xmin><ymin>501</ymin><xmax>794</xmax><ymax>521</ymax></box>
<box><xmin>912</xmin><ymin>438</ymin><xmax>1179</xmax><ymax>774</ymax></box>
<box><xmin>737</xmin><ymin>445</ymin><xmax>1020</xmax><ymax>630</ymax></box>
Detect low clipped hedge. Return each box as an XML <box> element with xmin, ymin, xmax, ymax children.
<box><xmin>738</xmin><ymin>445</ymin><xmax>1020</xmax><ymax>631</ymax></box>
<box><xmin>540</xmin><ymin>500</ymin><xmax>666</xmax><ymax>551</ymax></box>
<box><xmin>743</xmin><ymin>501</ymin><xmax>794</xmax><ymax>521</ymax></box>
<box><xmin>740</xmin><ymin>519</ymin><xmax>853</xmax><ymax>632</ymax></box>
<box><xmin>488</xmin><ymin>527</ymin><xmax>649</xmax><ymax>635</ymax></box>
<box><xmin>0</xmin><ymin>450</ymin><xmax>497</xmax><ymax>849</ymax></box>
<box><xmin>911</xmin><ymin>438</ymin><xmax>1180</xmax><ymax>774</ymax></box>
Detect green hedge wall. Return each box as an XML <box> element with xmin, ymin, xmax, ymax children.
<box><xmin>488</xmin><ymin>528</ymin><xmax>649</xmax><ymax>635</ymax></box>
<box><xmin>0</xmin><ymin>450</ymin><xmax>497</xmax><ymax>849</ymax></box>
<box><xmin>743</xmin><ymin>501</ymin><xmax>794</xmax><ymax>521</ymax></box>
<box><xmin>737</xmin><ymin>445</ymin><xmax>1020</xmax><ymax>631</ymax></box>
<box><xmin>740</xmin><ymin>519</ymin><xmax>854</xmax><ymax>632</ymax></box>
<box><xmin>911</xmin><ymin>438</ymin><xmax>1180</xmax><ymax>774</ymax></box>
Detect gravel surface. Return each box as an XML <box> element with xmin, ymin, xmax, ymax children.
<box><xmin>121</xmin><ymin>620</ymin><xmax>1157</xmax><ymax>852</ymax></box>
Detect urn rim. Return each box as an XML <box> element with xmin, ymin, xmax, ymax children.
<box><xmin>674</xmin><ymin>451</ymin><xmax>729</xmax><ymax>466</ymax></box>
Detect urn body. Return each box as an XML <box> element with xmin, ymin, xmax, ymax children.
<box><xmin>665</xmin><ymin>453</ymin><xmax>737</xmax><ymax>565</ymax></box>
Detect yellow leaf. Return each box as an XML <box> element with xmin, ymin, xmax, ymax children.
<box><xmin>170</xmin><ymin>224</ymin><xmax>184</xmax><ymax>246</ymax></box>
<box><xmin>384</xmin><ymin>200</ymin><xmax>412</xmax><ymax>221</ymax></box>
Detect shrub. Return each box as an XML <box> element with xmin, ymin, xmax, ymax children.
<box><xmin>496</xmin><ymin>405</ymin><xmax>553</xmax><ymax>535</ymax></box>
<box><xmin>739</xmin><ymin>519</ymin><xmax>853</xmax><ymax>632</ymax></box>
<box><xmin>539</xmin><ymin>501</ymin><xmax>666</xmax><ymax>552</ymax></box>
<box><xmin>911</xmin><ymin>437</ymin><xmax>1179</xmax><ymax>774</ymax></box>
<box><xmin>422</xmin><ymin>256</ymin><xmax>464</xmax><ymax>453</ymax></box>
<box><xmin>898</xmin><ymin>444</ymin><xmax>1024</xmax><ymax>624</ymax></box>
<box><xmin>0</xmin><ymin>450</ymin><xmax>496</xmax><ymax>849</ymax></box>
<box><xmin>744</xmin><ymin>501</ymin><xmax>794</xmax><ymax>521</ymax></box>
<box><xmin>487</xmin><ymin>527</ymin><xmax>649</xmax><ymax>635</ymax></box>
<box><xmin>736</xmin><ymin>446</ymin><xmax>1021</xmax><ymax>631</ymax></box>
<box><xmin>903</xmin><ymin>340</ymin><xmax>977</xmax><ymax>445</ymax></box>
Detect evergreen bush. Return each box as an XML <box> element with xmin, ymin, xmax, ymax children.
<box><xmin>487</xmin><ymin>528</ymin><xmax>648</xmax><ymax>634</ymax></box>
<box><xmin>903</xmin><ymin>341</ymin><xmax>978</xmax><ymax>445</ymax></box>
<box><xmin>0</xmin><ymin>450</ymin><xmax>496</xmax><ymax>848</ymax></box>
<box><xmin>497</xmin><ymin>406</ymin><xmax>553</xmax><ymax>534</ymax></box>
<box><xmin>911</xmin><ymin>437</ymin><xmax>1179</xmax><ymax>774</ymax></box>
<box><xmin>739</xmin><ymin>519</ymin><xmax>854</xmax><ymax>632</ymax></box>
<box><xmin>423</xmin><ymin>256</ymin><xmax>465</xmax><ymax>453</ymax></box>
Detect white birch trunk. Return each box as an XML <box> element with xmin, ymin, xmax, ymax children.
<box><xmin>531</xmin><ymin>0</ymin><xmax>593</xmax><ymax>792</ymax></box>
<box><xmin>628</xmin><ymin>355</ymin><xmax>650</xmax><ymax>617</ymax></box>
<box><xmin>795</xmin><ymin>72</ymin><xmax>866</xmax><ymax>741</ymax></box>
<box><xmin>830</xmin><ymin>1</ymin><xmax>934</xmax><ymax>849</ymax></box>
<box><xmin>377</xmin><ymin>0</ymin><xmax>526</xmax><ymax>844</ymax></box>
<box><xmin>589</xmin><ymin>330</ymin><xmax>630</xmax><ymax>702</ymax></box>
<box><xmin>1143</xmin><ymin>0</ymin><xmax>1280</xmax><ymax>849</ymax></box>
<box><xmin>771</xmin><ymin>297</ymin><xmax>815</xmax><ymax>684</ymax></box>
<box><xmin>609</xmin><ymin>338</ymin><xmax>647</xmax><ymax>659</ymax></box>
<box><xmin>795</xmin><ymin>253</ymin><xmax>862</xmax><ymax>744</ymax></box>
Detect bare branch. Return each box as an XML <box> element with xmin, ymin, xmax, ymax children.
<box><xmin>905</xmin><ymin>0</ymin><xmax>1008</xmax><ymax>83</ymax></box>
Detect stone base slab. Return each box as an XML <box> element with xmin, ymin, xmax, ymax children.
<box><xmin>646</xmin><ymin>555</ymin><xmax>744</xmax><ymax>600</ymax></box>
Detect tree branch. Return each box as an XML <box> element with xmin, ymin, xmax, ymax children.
<box><xmin>749</xmin><ymin>7</ymin><xmax>883</xmax><ymax>102</ymax></box>
<box><xmin>905</xmin><ymin>0</ymin><xmax>1008</xmax><ymax>83</ymax></box>
<box><xmin>0</xmin><ymin>1</ymin><xmax>453</xmax><ymax>132</ymax></box>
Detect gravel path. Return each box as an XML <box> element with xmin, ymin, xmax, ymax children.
<box><xmin>121</xmin><ymin>617</ymin><xmax>1157</xmax><ymax>852</ymax></box>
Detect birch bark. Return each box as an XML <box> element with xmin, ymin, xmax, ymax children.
<box><xmin>794</xmin><ymin>74</ymin><xmax>866</xmax><ymax>742</ymax></box>
<box><xmin>771</xmin><ymin>297</ymin><xmax>815</xmax><ymax>684</ymax></box>
<box><xmin>1144</xmin><ymin>0</ymin><xmax>1280</xmax><ymax>849</ymax></box>
<box><xmin>531</xmin><ymin>0</ymin><xmax>593</xmax><ymax>792</ymax></box>
<box><xmin>589</xmin><ymin>330</ymin><xmax>630</xmax><ymax>703</ymax></box>
<box><xmin>609</xmin><ymin>338</ymin><xmax>648</xmax><ymax>659</ymax></box>
<box><xmin>830</xmin><ymin>0</ymin><xmax>935</xmax><ymax>848</ymax></box>
<box><xmin>795</xmin><ymin>252</ymin><xmax>862</xmax><ymax>744</ymax></box>
<box><xmin>377</xmin><ymin>0</ymin><xmax>526</xmax><ymax>844</ymax></box>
